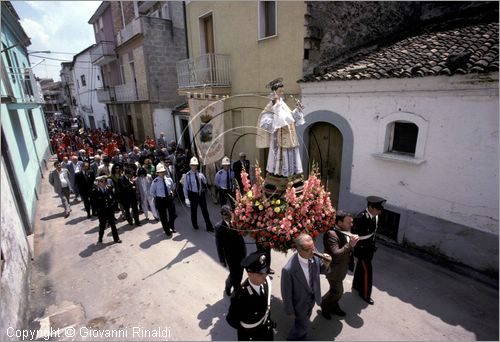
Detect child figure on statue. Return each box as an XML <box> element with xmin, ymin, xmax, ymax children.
<box><xmin>258</xmin><ymin>78</ymin><xmax>305</xmax><ymax>177</ymax></box>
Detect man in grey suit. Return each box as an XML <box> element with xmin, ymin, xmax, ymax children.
<box><xmin>48</xmin><ymin>161</ymin><xmax>73</xmax><ymax>218</ymax></box>
<box><xmin>281</xmin><ymin>234</ymin><xmax>331</xmax><ymax>340</ymax></box>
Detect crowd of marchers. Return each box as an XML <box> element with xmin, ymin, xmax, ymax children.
<box><xmin>47</xmin><ymin>127</ymin><xmax>386</xmax><ymax>341</ymax></box>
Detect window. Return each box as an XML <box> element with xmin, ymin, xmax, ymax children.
<box><xmin>80</xmin><ymin>75</ymin><xmax>86</xmax><ymax>87</ymax></box>
<box><xmin>27</xmin><ymin>109</ymin><xmax>38</xmax><ymax>140</ymax></box>
<box><xmin>149</xmin><ymin>9</ymin><xmax>160</xmax><ymax>18</ymax></box>
<box><xmin>199</xmin><ymin>13</ymin><xmax>214</xmax><ymax>54</ymax></box>
<box><xmin>389</xmin><ymin>121</ymin><xmax>418</xmax><ymax>155</ymax></box>
<box><xmin>258</xmin><ymin>1</ymin><xmax>277</xmax><ymax>39</ymax></box>
<box><xmin>374</xmin><ymin>111</ymin><xmax>429</xmax><ymax>165</ymax></box>
<box><xmin>2</xmin><ymin>43</ymin><xmax>15</xmax><ymax>83</ymax></box>
<box><xmin>8</xmin><ymin>110</ymin><xmax>29</xmax><ymax>170</ymax></box>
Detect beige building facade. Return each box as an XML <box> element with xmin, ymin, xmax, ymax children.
<box><xmin>178</xmin><ymin>1</ymin><xmax>306</xmax><ymax>165</ymax></box>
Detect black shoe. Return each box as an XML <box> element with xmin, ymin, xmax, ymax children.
<box><xmin>97</xmin><ymin>238</ymin><xmax>103</xmax><ymax>244</ymax></box>
<box><xmin>165</xmin><ymin>232</ymin><xmax>172</xmax><ymax>238</ymax></box>
<box><xmin>193</xmin><ymin>226</ymin><xmax>199</xmax><ymax>230</ymax></box>
<box><xmin>321</xmin><ymin>310</ymin><xmax>332</xmax><ymax>320</ymax></box>
<box><xmin>171</xmin><ymin>228</ymin><xmax>177</xmax><ymax>233</ymax></box>
<box><xmin>135</xmin><ymin>222</ymin><xmax>141</xmax><ymax>226</ymax></box>
<box><xmin>114</xmin><ymin>239</ymin><xmax>122</xmax><ymax>244</ymax></box>
<box><xmin>127</xmin><ymin>220</ymin><xmax>133</xmax><ymax>225</ymax></box>
<box><xmin>333</xmin><ymin>307</ymin><xmax>346</xmax><ymax>317</ymax></box>
<box><xmin>363</xmin><ymin>298</ymin><xmax>374</xmax><ymax>305</ymax></box>
<box><xmin>207</xmin><ymin>228</ymin><xmax>214</xmax><ymax>233</ymax></box>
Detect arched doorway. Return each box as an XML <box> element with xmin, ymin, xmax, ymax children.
<box><xmin>308</xmin><ymin>122</ymin><xmax>343</xmax><ymax>208</ymax></box>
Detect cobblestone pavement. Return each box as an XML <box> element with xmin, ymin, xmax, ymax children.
<box><xmin>30</xmin><ymin>159</ymin><xmax>499</xmax><ymax>341</ymax></box>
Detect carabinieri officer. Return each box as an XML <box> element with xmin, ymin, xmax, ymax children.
<box><xmin>351</xmin><ymin>195</ymin><xmax>386</xmax><ymax>305</ymax></box>
<box><xmin>226</xmin><ymin>252</ymin><xmax>275</xmax><ymax>341</ymax></box>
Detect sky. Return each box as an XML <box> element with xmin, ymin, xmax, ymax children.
<box><xmin>11</xmin><ymin>1</ymin><xmax>101</xmax><ymax>81</ymax></box>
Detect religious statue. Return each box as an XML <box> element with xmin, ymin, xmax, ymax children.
<box><xmin>257</xmin><ymin>78</ymin><xmax>305</xmax><ymax>178</ymax></box>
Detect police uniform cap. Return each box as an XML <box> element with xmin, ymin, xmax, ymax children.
<box><xmin>156</xmin><ymin>164</ymin><xmax>166</xmax><ymax>173</ymax></box>
<box><xmin>221</xmin><ymin>156</ymin><xmax>230</xmax><ymax>166</ymax></box>
<box><xmin>241</xmin><ymin>252</ymin><xmax>269</xmax><ymax>274</ymax></box>
<box><xmin>96</xmin><ymin>175</ymin><xmax>107</xmax><ymax>181</ymax></box>
<box><xmin>366</xmin><ymin>196</ymin><xmax>386</xmax><ymax>209</ymax></box>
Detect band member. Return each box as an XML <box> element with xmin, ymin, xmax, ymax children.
<box><xmin>214</xmin><ymin>156</ymin><xmax>235</xmax><ymax>207</ymax></box>
<box><xmin>227</xmin><ymin>252</ymin><xmax>275</xmax><ymax>341</ymax></box>
<box><xmin>351</xmin><ymin>195</ymin><xmax>386</xmax><ymax>305</ymax></box>
<box><xmin>183</xmin><ymin>157</ymin><xmax>214</xmax><ymax>232</ymax></box>
<box><xmin>150</xmin><ymin>164</ymin><xmax>176</xmax><ymax>237</ymax></box>
<box><xmin>321</xmin><ymin>210</ymin><xmax>359</xmax><ymax>318</ymax></box>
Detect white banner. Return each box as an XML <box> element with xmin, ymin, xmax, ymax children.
<box><xmin>188</xmin><ymin>98</ymin><xmax>224</xmax><ymax>165</ymax></box>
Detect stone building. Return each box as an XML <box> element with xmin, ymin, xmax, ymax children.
<box><xmin>89</xmin><ymin>1</ymin><xmax>187</xmax><ymax>143</ymax></box>
<box><xmin>1</xmin><ymin>1</ymin><xmax>51</xmax><ymax>337</ymax></box>
<box><xmin>299</xmin><ymin>1</ymin><xmax>499</xmax><ymax>273</ymax></box>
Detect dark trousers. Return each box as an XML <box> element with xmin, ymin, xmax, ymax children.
<box><xmin>287</xmin><ymin>301</ymin><xmax>314</xmax><ymax>341</ymax></box>
<box><xmin>352</xmin><ymin>257</ymin><xmax>373</xmax><ymax>300</ymax></box>
<box><xmin>218</xmin><ymin>189</ymin><xmax>235</xmax><ymax>208</ymax></box>
<box><xmin>238</xmin><ymin>325</ymin><xmax>274</xmax><ymax>341</ymax></box>
<box><xmin>98</xmin><ymin>209</ymin><xmax>120</xmax><ymax>242</ymax></box>
<box><xmin>225</xmin><ymin>263</ymin><xmax>244</xmax><ymax>293</ymax></box>
<box><xmin>122</xmin><ymin>199</ymin><xmax>140</xmax><ymax>225</ymax></box>
<box><xmin>155</xmin><ymin>197</ymin><xmax>176</xmax><ymax>235</ymax></box>
<box><xmin>81</xmin><ymin>191</ymin><xmax>92</xmax><ymax>216</ymax></box>
<box><xmin>321</xmin><ymin>275</ymin><xmax>344</xmax><ymax>314</ymax></box>
<box><xmin>187</xmin><ymin>191</ymin><xmax>213</xmax><ymax>231</ymax></box>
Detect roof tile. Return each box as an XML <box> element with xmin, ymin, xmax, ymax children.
<box><xmin>302</xmin><ymin>21</ymin><xmax>499</xmax><ymax>82</ymax></box>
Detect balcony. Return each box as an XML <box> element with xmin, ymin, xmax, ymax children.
<box><xmin>90</xmin><ymin>41</ymin><xmax>116</xmax><ymax>66</ymax></box>
<box><xmin>97</xmin><ymin>87</ymin><xmax>115</xmax><ymax>103</ymax></box>
<box><xmin>116</xmin><ymin>17</ymin><xmax>143</xmax><ymax>47</ymax></box>
<box><xmin>176</xmin><ymin>54</ymin><xmax>231</xmax><ymax>95</ymax></box>
<box><xmin>1</xmin><ymin>67</ymin><xmax>43</xmax><ymax>107</ymax></box>
<box><xmin>96</xmin><ymin>83</ymin><xmax>148</xmax><ymax>103</ymax></box>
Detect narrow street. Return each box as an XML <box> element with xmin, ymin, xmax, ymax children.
<box><xmin>29</xmin><ymin>157</ymin><xmax>499</xmax><ymax>341</ymax></box>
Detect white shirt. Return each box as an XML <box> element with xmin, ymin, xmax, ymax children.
<box><xmin>297</xmin><ymin>254</ymin><xmax>313</xmax><ymax>286</ymax></box>
<box><xmin>58</xmin><ymin>170</ymin><xmax>68</xmax><ymax>188</ymax></box>
<box><xmin>248</xmin><ymin>279</ymin><xmax>264</xmax><ymax>295</ymax></box>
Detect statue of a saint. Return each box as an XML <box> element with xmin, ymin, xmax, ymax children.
<box><xmin>257</xmin><ymin>78</ymin><xmax>305</xmax><ymax>177</ymax></box>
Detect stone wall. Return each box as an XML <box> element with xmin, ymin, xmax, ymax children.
<box><xmin>304</xmin><ymin>1</ymin><xmax>499</xmax><ymax>74</ymax></box>
<box><xmin>142</xmin><ymin>13</ymin><xmax>186</xmax><ymax>109</ymax></box>
<box><xmin>0</xmin><ymin>158</ymin><xmax>31</xmax><ymax>340</ymax></box>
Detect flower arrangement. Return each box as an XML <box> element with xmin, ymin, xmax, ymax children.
<box><xmin>233</xmin><ymin>165</ymin><xmax>336</xmax><ymax>252</ymax></box>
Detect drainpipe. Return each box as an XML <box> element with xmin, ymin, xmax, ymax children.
<box><xmin>183</xmin><ymin>1</ymin><xmax>189</xmax><ymax>58</ymax></box>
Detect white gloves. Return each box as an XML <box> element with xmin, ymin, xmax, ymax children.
<box><xmin>185</xmin><ymin>198</ymin><xmax>190</xmax><ymax>207</ymax></box>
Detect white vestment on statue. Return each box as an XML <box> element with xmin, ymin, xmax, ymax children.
<box><xmin>258</xmin><ymin>98</ymin><xmax>305</xmax><ymax>177</ymax></box>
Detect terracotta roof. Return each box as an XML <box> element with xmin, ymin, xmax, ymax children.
<box><xmin>301</xmin><ymin>21</ymin><xmax>499</xmax><ymax>82</ymax></box>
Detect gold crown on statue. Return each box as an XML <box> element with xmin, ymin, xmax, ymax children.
<box><xmin>200</xmin><ymin>113</ymin><xmax>212</xmax><ymax>123</ymax></box>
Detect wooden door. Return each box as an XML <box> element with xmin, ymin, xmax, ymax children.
<box><xmin>308</xmin><ymin>123</ymin><xmax>343</xmax><ymax>208</ymax></box>
<box><xmin>203</xmin><ymin>15</ymin><xmax>214</xmax><ymax>54</ymax></box>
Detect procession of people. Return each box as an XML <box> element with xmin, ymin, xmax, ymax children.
<box><xmin>46</xmin><ymin>79</ymin><xmax>389</xmax><ymax>341</ymax></box>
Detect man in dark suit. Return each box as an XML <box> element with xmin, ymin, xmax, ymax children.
<box><xmin>351</xmin><ymin>196</ymin><xmax>386</xmax><ymax>305</ymax></box>
<box><xmin>232</xmin><ymin>152</ymin><xmax>250</xmax><ymax>192</ymax></box>
<box><xmin>118</xmin><ymin>167</ymin><xmax>141</xmax><ymax>226</ymax></box>
<box><xmin>75</xmin><ymin>162</ymin><xmax>96</xmax><ymax>218</ymax></box>
<box><xmin>227</xmin><ymin>252</ymin><xmax>275</xmax><ymax>341</ymax></box>
<box><xmin>215</xmin><ymin>205</ymin><xmax>246</xmax><ymax>296</ymax></box>
<box><xmin>321</xmin><ymin>210</ymin><xmax>359</xmax><ymax>319</ymax></box>
<box><xmin>91</xmin><ymin>176</ymin><xmax>122</xmax><ymax>244</ymax></box>
<box><xmin>281</xmin><ymin>234</ymin><xmax>331</xmax><ymax>340</ymax></box>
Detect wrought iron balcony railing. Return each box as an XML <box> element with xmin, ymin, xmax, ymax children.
<box><xmin>176</xmin><ymin>53</ymin><xmax>231</xmax><ymax>89</ymax></box>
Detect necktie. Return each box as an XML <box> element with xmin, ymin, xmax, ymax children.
<box><xmin>195</xmin><ymin>172</ymin><xmax>201</xmax><ymax>194</ymax></box>
<box><xmin>226</xmin><ymin>170</ymin><xmax>230</xmax><ymax>190</ymax></box>
<box><xmin>162</xmin><ymin>176</ymin><xmax>169</xmax><ymax>197</ymax></box>
<box><xmin>308</xmin><ymin>259</ymin><xmax>314</xmax><ymax>290</ymax></box>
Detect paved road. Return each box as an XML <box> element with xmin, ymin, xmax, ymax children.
<box><xmin>30</xmin><ymin>161</ymin><xmax>498</xmax><ymax>341</ymax></box>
